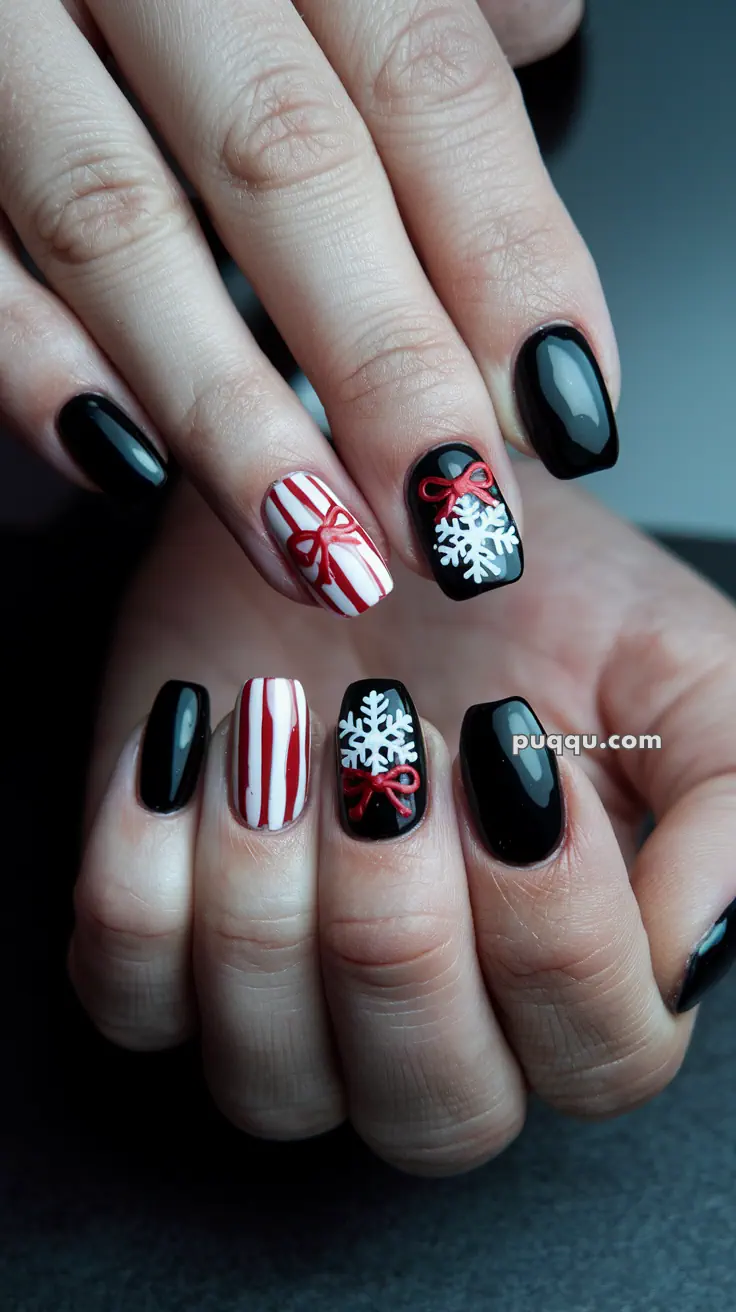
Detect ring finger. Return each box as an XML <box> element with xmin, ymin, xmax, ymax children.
<box><xmin>457</xmin><ymin>697</ymin><xmax>684</xmax><ymax>1116</ymax></box>
<box><xmin>193</xmin><ymin>679</ymin><xmax>345</xmax><ymax>1138</ymax></box>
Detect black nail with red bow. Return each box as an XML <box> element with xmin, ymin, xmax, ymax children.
<box><xmin>337</xmin><ymin>679</ymin><xmax>427</xmax><ymax>841</ymax></box>
<box><xmin>408</xmin><ymin>442</ymin><xmax>524</xmax><ymax>601</ymax></box>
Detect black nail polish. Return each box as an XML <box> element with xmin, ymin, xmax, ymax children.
<box><xmin>460</xmin><ymin>697</ymin><xmax>564</xmax><ymax>866</ymax></box>
<box><xmin>337</xmin><ymin>679</ymin><xmax>427</xmax><ymax>840</ymax></box>
<box><xmin>514</xmin><ymin>325</ymin><xmax>618</xmax><ymax>479</ymax></box>
<box><xmin>407</xmin><ymin>442</ymin><xmax>523</xmax><ymax>601</ymax></box>
<box><xmin>139</xmin><ymin>681</ymin><xmax>210</xmax><ymax>814</ymax></box>
<box><xmin>57</xmin><ymin>394</ymin><xmax>168</xmax><ymax>502</ymax></box>
<box><xmin>675</xmin><ymin>898</ymin><xmax>736</xmax><ymax>1013</ymax></box>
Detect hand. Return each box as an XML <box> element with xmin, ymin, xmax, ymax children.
<box><xmin>70</xmin><ymin>465</ymin><xmax>736</xmax><ymax>1175</ymax></box>
<box><xmin>0</xmin><ymin>0</ymin><xmax>616</xmax><ymax>615</ymax></box>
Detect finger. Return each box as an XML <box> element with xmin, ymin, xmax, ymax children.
<box><xmin>457</xmin><ymin>697</ymin><xmax>685</xmax><ymax>1118</ymax></box>
<box><xmin>321</xmin><ymin>680</ymin><xmax>525</xmax><ymax>1176</ymax></box>
<box><xmin>0</xmin><ymin>215</ymin><xmax>169</xmax><ymax>497</ymax></box>
<box><xmin>84</xmin><ymin>0</ymin><xmax>525</xmax><ymax>600</ymax></box>
<box><xmin>70</xmin><ymin>681</ymin><xmax>210</xmax><ymax>1049</ymax></box>
<box><xmin>0</xmin><ymin>0</ymin><xmax>392</xmax><ymax>612</ymax></box>
<box><xmin>302</xmin><ymin>0</ymin><xmax>619</xmax><ymax>480</ymax></box>
<box><xmin>193</xmin><ymin>680</ymin><xmax>345</xmax><ymax>1139</ymax></box>
<box><xmin>478</xmin><ymin>0</ymin><xmax>585</xmax><ymax>67</ymax></box>
<box><xmin>598</xmin><ymin>557</ymin><xmax>736</xmax><ymax>1014</ymax></box>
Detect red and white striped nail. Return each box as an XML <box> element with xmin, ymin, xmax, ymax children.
<box><xmin>264</xmin><ymin>472</ymin><xmax>393</xmax><ymax>617</ymax></box>
<box><xmin>232</xmin><ymin>678</ymin><xmax>311</xmax><ymax>831</ymax></box>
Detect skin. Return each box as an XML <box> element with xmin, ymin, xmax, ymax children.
<box><xmin>0</xmin><ymin>0</ymin><xmax>612</xmax><ymax>607</ymax></box>
<box><xmin>70</xmin><ymin>466</ymin><xmax>736</xmax><ymax>1176</ymax></box>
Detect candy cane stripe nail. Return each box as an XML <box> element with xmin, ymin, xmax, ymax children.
<box><xmin>233</xmin><ymin>678</ymin><xmax>311</xmax><ymax>831</ymax></box>
<box><xmin>264</xmin><ymin>472</ymin><xmax>393</xmax><ymax>617</ymax></box>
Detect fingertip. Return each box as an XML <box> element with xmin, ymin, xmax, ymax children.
<box><xmin>484</xmin><ymin>0</ymin><xmax>585</xmax><ymax>68</ymax></box>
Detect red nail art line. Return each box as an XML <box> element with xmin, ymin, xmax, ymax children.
<box><xmin>233</xmin><ymin>678</ymin><xmax>310</xmax><ymax>830</ymax></box>
<box><xmin>264</xmin><ymin>472</ymin><xmax>393</xmax><ymax>617</ymax></box>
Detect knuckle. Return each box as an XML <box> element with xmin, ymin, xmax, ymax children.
<box><xmin>332</xmin><ymin>313</ymin><xmax>467</xmax><ymax>418</ymax></box>
<box><xmin>372</xmin><ymin>5</ymin><xmax>514</xmax><ymax>113</ymax></box>
<box><xmin>174</xmin><ymin>365</ymin><xmax>308</xmax><ymax>506</ymax></box>
<box><xmin>74</xmin><ymin>878</ymin><xmax>185</xmax><ymax>958</ymax></box>
<box><xmin>0</xmin><ymin>292</ymin><xmax>48</xmax><ymax>353</ymax></box>
<box><xmin>548</xmin><ymin>1035</ymin><xmax>685</xmax><ymax>1119</ymax></box>
<box><xmin>487</xmin><ymin>916</ymin><xmax>683</xmax><ymax>1115</ymax></box>
<box><xmin>321</xmin><ymin>910</ymin><xmax>456</xmax><ymax>990</ymax></box>
<box><xmin>485</xmin><ymin>917</ymin><xmax>614</xmax><ymax>997</ymax></box>
<box><xmin>457</xmin><ymin>204</ymin><xmax>568</xmax><ymax>315</ymax></box>
<box><xmin>203</xmin><ymin>908</ymin><xmax>315</xmax><ymax>975</ymax></box>
<box><xmin>215</xmin><ymin>67</ymin><xmax>369</xmax><ymax>197</ymax></box>
<box><xmin>32</xmin><ymin>152</ymin><xmax>188</xmax><ymax>268</ymax></box>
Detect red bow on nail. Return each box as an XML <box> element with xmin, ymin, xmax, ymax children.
<box><xmin>288</xmin><ymin>505</ymin><xmax>363</xmax><ymax>588</ymax></box>
<box><xmin>418</xmin><ymin>461</ymin><xmax>499</xmax><ymax>523</ymax></box>
<box><xmin>343</xmin><ymin>766</ymin><xmax>421</xmax><ymax>821</ymax></box>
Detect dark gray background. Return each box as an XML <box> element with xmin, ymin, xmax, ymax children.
<box><xmin>2</xmin><ymin>1</ymin><xmax>736</xmax><ymax>1308</ymax></box>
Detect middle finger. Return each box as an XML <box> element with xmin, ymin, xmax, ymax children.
<box><xmin>320</xmin><ymin>679</ymin><xmax>525</xmax><ymax>1175</ymax></box>
<box><xmin>86</xmin><ymin>0</ymin><xmax>525</xmax><ymax>601</ymax></box>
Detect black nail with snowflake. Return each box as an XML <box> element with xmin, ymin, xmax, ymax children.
<box><xmin>407</xmin><ymin>442</ymin><xmax>524</xmax><ymax>601</ymax></box>
<box><xmin>337</xmin><ymin>679</ymin><xmax>427</xmax><ymax>841</ymax></box>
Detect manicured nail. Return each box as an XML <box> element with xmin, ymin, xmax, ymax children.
<box><xmin>232</xmin><ymin>678</ymin><xmax>311</xmax><ymax>830</ymax></box>
<box><xmin>139</xmin><ymin>681</ymin><xmax>210</xmax><ymax>814</ymax></box>
<box><xmin>407</xmin><ymin>442</ymin><xmax>523</xmax><ymax>600</ymax></box>
<box><xmin>57</xmin><ymin>394</ymin><xmax>168</xmax><ymax>501</ymax></box>
<box><xmin>337</xmin><ymin>679</ymin><xmax>427</xmax><ymax>841</ymax></box>
<box><xmin>460</xmin><ymin>697</ymin><xmax>564</xmax><ymax>866</ymax></box>
<box><xmin>264</xmin><ymin>473</ymin><xmax>393</xmax><ymax>617</ymax></box>
<box><xmin>514</xmin><ymin>325</ymin><xmax>618</xmax><ymax>479</ymax></box>
<box><xmin>675</xmin><ymin>898</ymin><xmax>736</xmax><ymax>1013</ymax></box>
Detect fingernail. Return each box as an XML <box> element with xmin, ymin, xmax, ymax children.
<box><xmin>675</xmin><ymin>898</ymin><xmax>736</xmax><ymax>1013</ymax></box>
<box><xmin>337</xmin><ymin>679</ymin><xmax>427</xmax><ymax>841</ymax></box>
<box><xmin>407</xmin><ymin>442</ymin><xmax>523</xmax><ymax>601</ymax></box>
<box><xmin>232</xmin><ymin>678</ymin><xmax>311</xmax><ymax>831</ymax></box>
<box><xmin>460</xmin><ymin>697</ymin><xmax>564</xmax><ymax>865</ymax></box>
<box><xmin>264</xmin><ymin>473</ymin><xmax>393</xmax><ymax>617</ymax></box>
<box><xmin>57</xmin><ymin>394</ymin><xmax>168</xmax><ymax>501</ymax></box>
<box><xmin>139</xmin><ymin>681</ymin><xmax>210</xmax><ymax>814</ymax></box>
<box><xmin>514</xmin><ymin>325</ymin><xmax>618</xmax><ymax>479</ymax></box>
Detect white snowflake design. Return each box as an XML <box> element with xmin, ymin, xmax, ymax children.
<box><xmin>339</xmin><ymin>689</ymin><xmax>418</xmax><ymax>775</ymax></box>
<box><xmin>434</xmin><ymin>494</ymin><xmax>519</xmax><ymax>584</ymax></box>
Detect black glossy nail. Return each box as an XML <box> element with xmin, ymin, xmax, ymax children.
<box><xmin>407</xmin><ymin>442</ymin><xmax>523</xmax><ymax>601</ymax></box>
<box><xmin>139</xmin><ymin>681</ymin><xmax>210</xmax><ymax>814</ymax></box>
<box><xmin>57</xmin><ymin>394</ymin><xmax>168</xmax><ymax>502</ymax></box>
<box><xmin>337</xmin><ymin>679</ymin><xmax>427</xmax><ymax>840</ymax></box>
<box><xmin>460</xmin><ymin>697</ymin><xmax>564</xmax><ymax>866</ymax></box>
<box><xmin>514</xmin><ymin>325</ymin><xmax>618</xmax><ymax>479</ymax></box>
<box><xmin>675</xmin><ymin>898</ymin><xmax>736</xmax><ymax>1013</ymax></box>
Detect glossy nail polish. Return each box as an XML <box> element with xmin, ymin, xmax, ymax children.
<box><xmin>460</xmin><ymin>697</ymin><xmax>564</xmax><ymax>865</ymax></box>
<box><xmin>675</xmin><ymin>897</ymin><xmax>736</xmax><ymax>1013</ymax></box>
<box><xmin>57</xmin><ymin>394</ymin><xmax>168</xmax><ymax>502</ymax></box>
<box><xmin>232</xmin><ymin>678</ymin><xmax>311</xmax><ymax>831</ymax></box>
<box><xmin>407</xmin><ymin>442</ymin><xmax>523</xmax><ymax>601</ymax></box>
<box><xmin>139</xmin><ymin>681</ymin><xmax>210</xmax><ymax>814</ymax></box>
<box><xmin>264</xmin><ymin>472</ymin><xmax>393</xmax><ymax>617</ymax></box>
<box><xmin>337</xmin><ymin>679</ymin><xmax>427</xmax><ymax>840</ymax></box>
<box><xmin>514</xmin><ymin>325</ymin><xmax>618</xmax><ymax>479</ymax></box>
